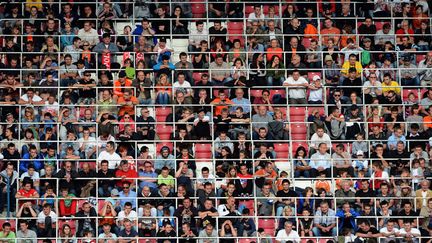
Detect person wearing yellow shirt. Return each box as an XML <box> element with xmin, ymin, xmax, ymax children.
<box><xmin>340</xmin><ymin>54</ymin><xmax>363</xmax><ymax>79</ymax></box>
<box><xmin>381</xmin><ymin>73</ymin><xmax>401</xmax><ymax>96</ymax></box>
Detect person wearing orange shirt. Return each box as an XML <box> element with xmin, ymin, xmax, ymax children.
<box><xmin>113</xmin><ymin>70</ymin><xmax>133</xmax><ymax>101</ymax></box>
<box><xmin>211</xmin><ymin>90</ymin><xmax>233</xmax><ymax>117</ymax></box>
<box><xmin>266</xmin><ymin>39</ymin><xmax>283</xmax><ymax>62</ymax></box>
<box><xmin>423</xmin><ymin>105</ymin><xmax>432</xmax><ymax>133</ymax></box>
<box><xmin>320</xmin><ymin>18</ymin><xmax>341</xmax><ymax>45</ymax></box>
<box><xmin>117</xmin><ymin>89</ymin><xmax>139</xmax><ymax>117</ymax></box>
<box><xmin>254</xmin><ymin>161</ymin><xmax>278</xmax><ymax>187</ymax></box>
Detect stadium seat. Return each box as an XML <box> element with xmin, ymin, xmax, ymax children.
<box><xmin>58</xmin><ymin>219</ymin><xmax>76</xmax><ymax>234</ymax></box>
<box><xmin>244</xmin><ymin>5</ymin><xmax>255</xmax><ymax>16</ymax></box>
<box><xmin>227</xmin><ymin>21</ymin><xmax>244</xmax><ymax>31</ymax></box>
<box><xmin>402</xmin><ymin>88</ymin><xmax>419</xmax><ymax>102</ymax></box>
<box><xmin>238</xmin><ymin>238</ymin><xmax>258</xmax><ymax>243</ymax></box>
<box><xmin>250</xmin><ymin>89</ymin><xmax>263</xmax><ymax>98</ymax></box>
<box><xmin>258</xmin><ymin>218</ymin><xmax>276</xmax><ymax>230</ymax></box>
<box><xmin>270</xmin><ymin>89</ymin><xmax>286</xmax><ymax>100</ymax></box>
<box><xmin>191</xmin><ymin>0</ymin><xmax>206</xmax><ymax>18</ymax></box>
<box><xmin>292</xmin><ymin>142</ymin><xmax>308</xmax><ymax>155</ymax></box>
<box><xmin>156</xmin><ymin>125</ymin><xmax>173</xmax><ymax>140</ymax></box>
<box><xmin>308</xmin><ymin>72</ymin><xmax>322</xmax><ymax>81</ymax></box>
<box><xmin>195</xmin><ymin>143</ymin><xmax>213</xmax><ymax>160</ymax></box>
<box><xmin>289</xmin><ymin>107</ymin><xmax>306</xmax><ymax>122</ymax></box>
<box><xmin>193</xmin><ymin>72</ymin><xmax>206</xmax><ymax>84</ymax></box>
<box><xmin>291</xmin><ymin>124</ymin><xmax>307</xmax><ymax>134</ymax></box>
<box><xmin>156</xmin><ymin>142</ymin><xmax>174</xmax><ymax>155</ymax></box>
<box><xmin>0</xmin><ymin>219</ymin><xmax>16</xmax><ymax>231</ymax></box>
<box><xmin>155</xmin><ymin>107</ymin><xmax>173</xmax><ymax>122</ymax></box>
<box><xmin>228</xmin><ymin>35</ymin><xmax>245</xmax><ymax>46</ymax></box>
<box><xmin>275</xmin><ymin>160</ymin><xmax>291</xmax><ymax>174</ymax></box>
<box><xmin>274</xmin><ymin>143</ymin><xmax>289</xmax><ymax>159</ymax></box>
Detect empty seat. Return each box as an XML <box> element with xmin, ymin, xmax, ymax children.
<box><xmin>239</xmin><ymin>238</ymin><xmax>259</xmax><ymax>243</ymax></box>
<box><xmin>195</xmin><ymin>143</ymin><xmax>213</xmax><ymax>160</ymax></box>
<box><xmin>227</xmin><ymin>21</ymin><xmax>244</xmax><ymax>31</ymax></box>
<box><xmin>291</xmin><ymin>124</ymin><xmax>307</xmax><ymax>134</ymax></box>
<box><xmin>258</xmin><ymin>218</ymin><xmax>276</xmax><ymax>230</ymax></box>
<box><xmin>155</xmin><ymin>107</ymin><xmax>172</xmax><ymax>122</ymax></box>
<box><xmin>289</xmin><ymin>107</ymin><xmax>306</xmax><ymax>122</ymax></box>
<box><xmin>274</xmin><ymin>143</ymin><xmax>289</xmax><ymax>159</ymax></box>
<box><xmin>156</xmin><ymin>125</ymin><xmax>173</xmax><ymax>140</ymax></box>
<box><xmin>191</xmin><ymin>0</ymin><xmax>205</xmax><ymax>18</ymax></box>
<box><xmin>291</xmin><ymin>133</ymin><xmax>307</xmax><ymax>141</ymax></box>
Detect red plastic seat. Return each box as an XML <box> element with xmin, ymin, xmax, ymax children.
<box><xmin>263</xmin><ymin>5</ymin><xmax>279</xmax><ymax>15</ymax></box>
<box><xmin>228</xmin><ymin>28</ymin><xmax>243</xmax><ymax>35</ymax></box>
<box><xmin>227</xmin><ymin>21</ymin><xmax>244</xmax><ymax>31</ymax></box>
<box><xmin>58</xmin><ymin>219</ymin><xmax>76</xmax><ymax>234</ymax></box>
<box><xmin>292</xmin><ymin>142</ymin><xmax>308</xmax><ymax>155</ymax></box>
<box><xmin>416</xmin><ymin>54</ymin><xmax>426</xmax><ymax>64</ymax></box>
<box><xmin>156</xmin><ymin>125</ymin><xmax>173</xmax><ymax>140</ymax></box>
<box><xmin>191</xmin><ymin>0</ymin><xmax>205</xmax><ymax>18</ymax></box>
<box><xmin>258</xmin><ymin>218</ymin><xmax>276</xmax><ymax>230</ymax></box>
<box><xmin>0</xmin><ymin>219</ymin><xmax>16</xmax><ymax>231</ymax></box>
<box><xmin>308</xmin><ymin>106</ymin><xmax>325</xmax><ymax>116</ymax></box>
<box><xmin>244</xmin><ymin>5</ymin><xmax>255</xmax><ymax>16</ymax></box>
<box><xmin>195</xmin><ymin>143</ymin><xmax>213</xmax><ymax>161</ymax></box>
<box><xmin>270</xmin><ymin>89</ymin><xmax>286</xmax><ymax>100</ymax></box>
<box><xmin>274</xmin><ymin>143</ymin><xmax>289</xmax><ymax>159</ymax></box>
<box><xmin>308</xmin><ymin>72</ymin><xmax>322</xmax><ymax>81</ymax></box>
<box><xmin>291</xmin><ymin>133</ymin><xmax>307</xmax><ymax>141</ymax></box>
<box><xmin>250</xmin><ymin>89</ymin><xmax>263</xmax><ymax>98</ymax></box>
<box><xmin>156</xmin><ymin>142</ymin><xmax>174</xmax><ymax>155</ymax></box>
<box><xmin>291</xmin><ymin>124</ymin><xmax>307</xmax><ymax>134</ymax></box>
<box><xmin>239</xmin><ymin>238</ymin><xmax>259</xmax><ymax>243</ymax></box>
<box><xmin>402</xmin><ymin>88</ymin><xmax>419</xmax><ymax>102</ymax></box>
<box><xmin>290</xmin><ymin>107</ymin><xmax>306</xmax><ymax>116</ymax></box>
<box><xmin>193</xmin><ymin>72</ymin><xmax>206</xmax><ymax>84</ymax></box>
<box><xmin>155</xmin><ymin>107</ymin><xmax>172</xmax><ymax>122</ymax></box>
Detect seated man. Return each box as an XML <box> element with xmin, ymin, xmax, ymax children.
<box><xmin>312</xmin><ymin>201</ymin><xmax>337</xmax><ymax>236</ymax></box>
<box><xmin>310</xmin><ymin>143</ymin><xmax>331</xmax><ymax>177</ymax></box>
<box><xmin>355</xmin><ymin>220</ymin><xmax>382</xmax><ymax>240</ymax></box>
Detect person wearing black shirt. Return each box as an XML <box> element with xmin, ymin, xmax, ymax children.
<box><xmin>97</xmin><ymin>160</ymin><xmax>115</xmax><ymax>197</ymax></box>
<box><xmin>75</xmin><ymin>201</ymin><xmax>97</xmax><ymax>237</ymax></box>
<box><xmin>152</xmin><ymin>5</ymin><xmax>170</xmax><ymax>36</ymax></box>
<box><xmin>156</xmin><ymin>223</ymin><xmax>177</xmax><ymax>243</ymax></box>
<box><xmin>388</xmin><ymin>141</ymin><xmax>410</xmax><ymax>176</ymax></box>
<box><xmin>174</xmin><ymin>197</ymin><xmax>199</xmax><ymax>231</ymax></box>
<box><xmin>197</xmin><ymin>198</ymin><xmax>218</xmax><ymax>228</ymax></box>
<box><xmin>407</xmin><ymin>123</ymin><xmax>427</xmax><ymax>151</ymax></box>
<box><xmin>275</xmin><ymin>179</ymin><xmax>298</xmax><ymax>216</ymax></box>
<box><xmin>342</xmin><ymin>68</ymin><xmax>362</xmax><ymax>98</ymax></box>
<box><xmin>397</xmin><ymin>201</ymin><xmax>419</xmax><ymax>227</ymax></box>
<box><xmin>208</xmin><ymin>21</ymin><xmax>227</xmax><ymax>46</ymax></box>
<box><xmin>355</xmin><ymin>180</ymin><xmax>376</xmax><ymax>211</ymax></box>
<box><xmin>355</xmin><ymin>220</ymin><xmax>381</xmax><ymax>240</ymax></box>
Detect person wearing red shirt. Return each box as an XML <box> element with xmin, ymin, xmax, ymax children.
<box><xmin>115</xmin><ymin>160</ymin><xmax>138</xmax><ymax>188</ymax></box>
<box><xmin>15</xmin><ymin>180</ymin><xmax>39</xmax><ymax>207</ymax></box>
<box><xmin>58</xmin><ymin>187</ymin><xmax>77</xmax><ymax>217</ymax></box>
<box><xmin>396</xmin><ymin>20</ymin><xmax>415</xmax><ymax>44</ymax></box>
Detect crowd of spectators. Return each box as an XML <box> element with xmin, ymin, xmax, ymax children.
<box><xmin>0</xmin><ymin>0</ymin><xmax>432</xmax><ymax>243</ymax></box>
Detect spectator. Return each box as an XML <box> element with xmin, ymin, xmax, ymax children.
<box><xmin>312</xmin><ymin>201</ymin><xmax>337</xmax><ymax>236</ymax></box>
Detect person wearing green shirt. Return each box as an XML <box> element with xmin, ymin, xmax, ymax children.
<box><xmin>157</xmin><ymin>166</ymin><xmax>175</xmax><ymax>190</ymax></box>
<box><xmin>0</xmin><ymin>222</ymin><xmax>16</xmax><ymax>243</ymax></box>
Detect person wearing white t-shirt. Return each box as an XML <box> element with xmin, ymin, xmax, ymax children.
<box><xmin>275</xmin><ymin>221</ymin><xmax>300</xmax><ymax>243</ymax></box>
<box><xmin>399</xmin><ymin>221</ymin><xmax>421</xmax><ymax>243</ymax></box>
<box><xmin>283</xmin><ymin>69</ymin><xmax>309</xmax><ymax>104</ymax></box>
<box><xmin>310</xmin><ymin>127</ymin><xmax>332</xmax><ymax>151</ymax></box>
<box><xmin>379</xmin><ymin>220</ymin><xmax>400</xmax><ymax>243</ymax></box>
<box><xmin>247</xmin><ymin>5</ymin><xmax>265</xmax><ymax>27</ymax></box>
<box><xmin>308</xmin><ymin>75</ymin><xmax>324</xmax><ymax>104</ymax></box>
<box><xmin>97</xmin><ymin>141</ymin><xmax>122</xmax><ymax>169</ymax></box>
<box><xmin>19</xmin><ymin>88</ymin><xmax>44</xmax><ymax>105</ymax></box>
<box><xmin>172</xmin><ymin>72</ymin><xmax>193</xmax><ymax>103</ymax></box>
<box><xmin>117</xmin><ymin>202</ymin><xmax>138</xmax><ymax>228</ymax></box>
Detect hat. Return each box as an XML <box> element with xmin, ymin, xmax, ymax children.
<box><xmin>403</xmin><ymin>56</ymin><xmax>411</xmax><ymax>62</ymax></box>
<box><xmin>363</xmin><ymin>37</ymin><xmax>371</xmax><ymax>42</ymax></box>
<box><xmin>350</xmin><ymin>104</ymin><xmax>359</xmax><ymax>111</ymax></box>
<box><xmin>110</xmin><ymin>189</ymin><xmax>119</xmax><ymax>196</ymax></box>
<box><xmin>324</xmin><ymin>55</ymin><xmax>333</xmax><ymax>62</ymax></box>
<box><xmin>159</xmin><ymin>37</ymin><xmax>167</xmax><ymax>43</ymax></box>
<box><xmin>356</xmin><ymin>150</ymin><xmax>364</xmax><ymax>156</ymax></box>
<box><xmin>312</xmin><ymin>75</ymin><xmax>321</xmax><ymax>81</ymax></box>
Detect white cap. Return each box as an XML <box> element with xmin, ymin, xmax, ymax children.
<box><xmin>312</xmin><ymin>75</ymin><xmax>321</xmax><ymax>81</ymax></box>
<box><xmin>356</xmin><ymin>150</ymin><xmax>364</xmax><ymax>156</ymax></box>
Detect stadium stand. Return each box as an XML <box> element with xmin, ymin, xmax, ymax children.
<box><xmin>0</xmin><ymin>1</ymin><xmax>432</xmax><ymax>243</ymax></box>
